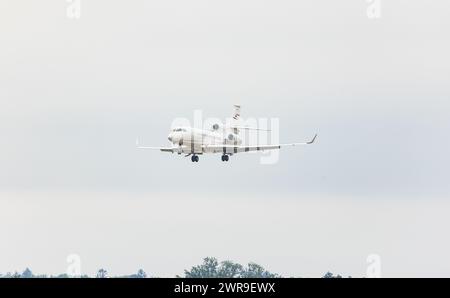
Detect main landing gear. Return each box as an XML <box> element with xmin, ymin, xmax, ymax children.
<box><xmin>191</xmin><ymin>155</ymin><xmax>199</xmax><ymax>162</ymax></box>
<box><xmin>221</xmin><ymin>155</ymin><xmax>229</xmax><ymax>162</ymax></box>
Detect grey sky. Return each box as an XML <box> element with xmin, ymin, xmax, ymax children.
<box><xmin>1</xmin><ymin>0</ymin><xmax>450</xmax><ymax>277</ymax></box>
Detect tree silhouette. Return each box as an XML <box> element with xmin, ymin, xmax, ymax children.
<box><xmin>322</xmin><ymin>272</ymin><xmax>343</xmax><ymax>278</ymax></box>
<box><xmin>21</xmin><ymin>268</ymin><xmax>33</xmax><ymax>278</ymax></box>
<box><xmin>96</xmin><ymin>269</ymin><xmax>108</xmax><ymax>278</ymax></box>
<box><xmin>184</xmin><ymin>257</ymin><xmax>279</xmax><ymax>278</ymax></box>
<box><xmin>185</xmin><ymin>257</ymin><xmax>219</xmax><ymax>278</ymax></box>
<box><xmin>241</xmin><ymin>262</ymin><xmax>279</xmax><ymax>278</ymax></box>
<box><xmin>0</xmin><ymin>258</ymin><xmax>347</xmax><ymax>278</ymax></box>
<box><xmin>136</xmin><ymin>269</ymin><xmax>147</xmax><ymax>278</ymax></box>
<box><xmin>217</xmin><ymin>260</ymin><xmax>243</xmax><ymax>278</ymax></box>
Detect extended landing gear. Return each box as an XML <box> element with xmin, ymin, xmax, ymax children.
<box><xmin>191</xmin><ymin>155</ymin><xmax>199</xmax><ymax>162</ymax></box>
<box><xmin>221</xmin><ymin>155</ymin><xmax>229</xmax><ymax>162</ymax></box>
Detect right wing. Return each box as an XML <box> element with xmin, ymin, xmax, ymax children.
<box><xmin>228</xmin><ymin>126</ymin><xmax>271</xmax><ymax>132</ymax></box>
<box><xmin>204</xmin><ymin>134</ymin><xmax>317</xmax><ymax>153</ymax></box>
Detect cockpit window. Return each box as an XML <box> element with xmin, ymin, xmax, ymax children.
<box><xmin>173</xmin><ymin>128</ymin><xmax>186</xmax><ymax>132</ymax></box>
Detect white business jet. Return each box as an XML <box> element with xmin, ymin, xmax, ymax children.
<box><xmin>136</xmin><ymin>105</ymin><xmax>317</xmax><ymax>162</ymax></box>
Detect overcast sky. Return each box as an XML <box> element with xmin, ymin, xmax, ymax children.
<box><xmin>1</xmin><ymin>0</ymin><xmax>450</xmax><ymax>277</ymax></box>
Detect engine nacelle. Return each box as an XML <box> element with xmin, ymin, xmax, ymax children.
<box><xmin>225</xmin><ymin>133</ymin><xmax>242</xmax><ymax>145</ymax></box>
<box><xmin>212</xmin><ymin>123</ymin><xmax>220</xmax><ymax>131</ymax></box>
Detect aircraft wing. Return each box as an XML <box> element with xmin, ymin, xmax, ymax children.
<box><xmin>204</xmin><ymin>134</ymin><xmax>317</xmax><ymax>153</ymax></box>
<box><xmin>136</xmin><ymin>139</ymin><xmax>178</xmax><ymax>153</ymax></box>
<box><xmin>137</xmin><ymin>146</ymin><xmax>177</xmax><ymax>153</ymax></box>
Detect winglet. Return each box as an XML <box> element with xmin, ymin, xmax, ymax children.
<box><xmin>307</xmin><ymin>134</ymin><xmax>318</xmax><ymax>144</ymax></box>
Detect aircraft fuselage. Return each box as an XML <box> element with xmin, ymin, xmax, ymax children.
<box><xmin>167</xmin><ymin>127</ymin><xmax>242</xmax><ymax>154</ymax></box>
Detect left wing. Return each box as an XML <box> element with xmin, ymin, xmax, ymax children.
<box><xmin>136</xmin><ymin>139</ymin><xmax>178</xmax><ymax>153</ymax></box>
<box><xmin>204</xmin><ymin>134</ymin><xmax>317</xmax><ymax>153</ymax></box>
<box><xmin>137</xmin><ymin>146</ymin><xmax>177</xmax><ymax>153</ymax></box>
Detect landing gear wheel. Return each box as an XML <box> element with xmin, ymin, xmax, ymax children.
<box><xmin>222</xmin><ymin>155</ymin><xmax>229</xmax><ymax>162</ymax></box>
<box><xmin>191</xmin><ymin>155</ymin><xmax>199</xmax><ymax>162</ymax></box>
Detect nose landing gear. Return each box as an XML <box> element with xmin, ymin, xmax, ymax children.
<box><xmin>191</xmin><ymin>155</ymin><xmax>199</xmax><ymax>162</ymax></box>
<box><xmin>221</xmin><ymin>155</ymin><xmax>229</xmax><ymax>162</ymax></box>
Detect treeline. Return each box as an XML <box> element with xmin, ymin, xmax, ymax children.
<box><xmin>0</xmin><ymin>257</ymin><xmax>345</xmax><ymax>278</ymax></box>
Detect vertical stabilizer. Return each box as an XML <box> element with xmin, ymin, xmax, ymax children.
<box><xmin>233</xmin><ymin>105</ymin><xmax>241</xmax><ymax>121</ymax></box>
<box><xmin>231</xmin><ymin>105</ymin><xmax>241</xmax><ymax>135</ymax></box>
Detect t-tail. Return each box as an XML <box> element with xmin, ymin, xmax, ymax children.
<box><xmin>231</xmin><ymin>104</ymin><xmax>241</xmax><ymax>134</ymax></box>
<box><xmin>229</xmin><ymin>105</ymin><xmax>270</xmax><ymax>134</ymax></box>
<box><xmin>233</xmin><ymin>104</ymin><xmax>241</xmax><ymax>121</ymax></box>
